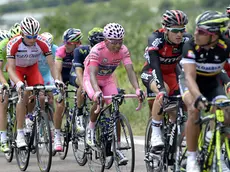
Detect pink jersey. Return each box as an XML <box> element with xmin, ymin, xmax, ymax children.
<box><xmin>84</xmin><ymin>41</ymin><xmax>132</xmax><ymax>80</ymax></box>
<box><xmin>6</xmin><ymin>35</ymin><xmax>52</xmax><ymax>67</ymax></box>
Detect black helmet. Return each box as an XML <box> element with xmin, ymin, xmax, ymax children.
<box><xmin>88</xmin><ymin>27</ymin><xmax>105</xmax><ymax>47</ymax></box>
<box><xmin>162</xmin><ymin>10</ymin><xmax>188</xmax><ymax>27</ymax></box>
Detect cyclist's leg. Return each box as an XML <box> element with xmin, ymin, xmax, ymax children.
<box><xmin>0</xmin><ymin>84</ymin><xmax>9</xmax><ymax>152</ymax></box>
<box><xmin>15</xmin><ymin>66</ymin><xmax>31</xmax><ymax>147</ymax></box>
<box><xmin>53</xmin><ymin>75</ymin><xmax>67</xmax><ymax>151</ymax></box>
<box><xmin>83</xmin><ymin>76</ymin><xmax>101</xmax><ymax>146</ymax></box>
<box><xmin>150</xmin><ymin>78</ymin><xmax>169</xmax><ymax>148</ymax></box>
<box><xmin>70</xmin><ymin>74</ymin><xmax>85</xmax><ymax>133</ymax></box>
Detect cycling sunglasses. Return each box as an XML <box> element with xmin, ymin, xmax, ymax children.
<box><xmin>25</xmin><ymin>35</ymin><xmax>38</xmax><ymax>39</ymax></box>
<box><xmin>166</xmin><ymin>27</ymin><xmax>186</xmax><ymax>33</ymax></box>
<box><xmin>107</xmin><ymin>39</ymin><xmax>123</xmax><ymax>45</ymax></box>
<box><xmin>196</xmin><ymin>28</ymin><xmax>214</xmax><ymax>36</ymax></box>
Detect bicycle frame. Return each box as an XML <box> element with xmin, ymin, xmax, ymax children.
<box><xmin>197</xmin><ymin>100</ymin><xmax>230</xmax><ymax>172</ymax></box>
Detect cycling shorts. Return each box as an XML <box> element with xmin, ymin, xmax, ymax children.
<box><xmin>16</xmin><ymin>63</ymin><xmax>44</xmax><ymax>86</ymax></box>
<box><xmin>69</xmin><ymin>72</ymin><xmax>78</xmax><ymax>88</ymax></box>
<box><xmin>141</xmin><ymin>70</ymin><xmax>179</xmax><ymax>98</ymax></box>
<box><xmin>83</xmin><ymin>76</ymin><xmax>118</xmax><ymax>104</ymax></box>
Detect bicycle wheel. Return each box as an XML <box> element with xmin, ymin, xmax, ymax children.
<box><xmin>36</xmin><ymin>111</ymin><xmax>52</xmax><ymax>172</ymax></box>
<box><xmin>15</xmin><ymin>132</ymin><xmax>30</xmax><ymax>171</ymax></box>
<box><xmin>58</xmin><ymin>111</ymin><xmax>70</xmax><ymax>160</ymax></box>
<box><xmin>112</xmin><ymin>113</ymin><xmax>135</xmax><ymax>172</ymax></box>
<box><xmin>105</xmin><ymin>155</ymin><xmax>114</xmax><ymax>169</ymax></box>
<box><xmin>4</xmin><ymin>107</ymin><xmax>16</xmax><ymax>162</ymax></box>
<box><xmin>86</xmin><ymin>143</ymin><xmax>106</xmax><ymax>172</ymax></box>
<box><xmin>45</xmin><ymin>106</ymin><xmax>56</xmax><ymax>156</ymax></box>
<box><xmin>72</xmin><ymin>109</ymin><xmax>87</xmax><ymax>166</ymax></box>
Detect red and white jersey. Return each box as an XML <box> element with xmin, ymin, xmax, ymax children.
<box><xmin>6</xmin><ymin>35</ymin><xmax>52</xmax><ymax>67</ymax></box>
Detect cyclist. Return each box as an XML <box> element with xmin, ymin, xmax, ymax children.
<box><xmin>0</xmin><ymin>24</ymin><xmax>21</xmax><ymax>152</ymax></box>
<box><xmin>53</xmin><ymin>28</ymin><xmax>83</xmax><ymax>151</ymax></box>
<box><xmin>25</xmin><ymin>32</ymin><xmax>58</xmax><ymax>132</ymax></box>
<box><xmin>69</xmin><ymin>27</ymin><xmax>105</xmax><ymax>134</ymax></box>
<box><xmin>180</xmin><ymin>11</ymin><xmax>229</xmax><ymax>171</ymax></box>
<box><xmin>7</xmin><ymin>16</ymin><xmax>57</xmax><ymax>148</ymax></box>
<box><xmin>140</xmin><ymin>10</ymin><xmax>190</xmax><ymax>149</ymax></box>
<box><xmin>83</xmin><ymin>22</ymin><xmax>145</xmax><ymax>164</ymax></box>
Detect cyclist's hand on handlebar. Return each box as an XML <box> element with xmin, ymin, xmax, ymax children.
<box><xmin>93</xmin><ymin>91</ymin><xmax>103</xmax><ymax>103</ymax></box>
<box><xmin>135</xmin><ymin>88</ymin><xmax>145</xmax><ymax>102</ymax></box>
<box><xmin>55</xmin><ymin>79</ymin><xmax>65</xmax><ymax>89</ymax></box>
<box><xmin>156</xmin><ymin>90</ymin><xmax>167</xmax><ymax>106</ymax></box>
<box><xmin>194</xmin><ymin>95</ymin><xmax>208</xmax><ymax>111</ymax></box>
<box><xmin>2</xmin><ymin>83</ymin><xmax>9</xmax><ymax>91</ymax></box>
<box><xmin>16</xmin><ymin>81</ymin><xmax>25</xmax><ymax>92</ymax></box>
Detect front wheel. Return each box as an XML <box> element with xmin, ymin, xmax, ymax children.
<box><xmin>36</xmin><ymin>111</ymin><xmax>52</xmax><ymax>172</ymax></box>
<box><xmin>112</xmin><ymin>113</ymin><xmax>135</xmax><ymax>172</ymax></box>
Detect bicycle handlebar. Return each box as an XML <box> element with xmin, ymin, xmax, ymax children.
<box><xmin>94</xmin><ymin>94</ymin><xmax>142</xmax><ymax>114</ymax></box>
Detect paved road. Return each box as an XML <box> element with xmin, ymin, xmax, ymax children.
<box><xmin>0</xmin><ymin>136</ymin><xmax>152</xmax><ymax>172</ymax></box>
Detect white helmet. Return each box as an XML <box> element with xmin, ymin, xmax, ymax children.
<box><xmin>41</xmin><ymin>32</ymin><xmax>54</xmax><ymax>45</ymax></box>
<box><xmin>0</xmin><ymin>30</ymin><xmax>10</xmax><ymax>41</ymax></box>
<box><xmin>103</xmin><ymin>23</ymin><xmax>125</xmax><ymax>39</ymax></box>
<box><xmin>20</xmin><ymin>16</ymin><xmax>40</xmax><ymax>35</ymax></box>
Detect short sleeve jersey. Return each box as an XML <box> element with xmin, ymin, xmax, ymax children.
<box><xmin>84</xmin><ymin>41</ymin><xmax>132</xmax><ymax>80</ymax></box>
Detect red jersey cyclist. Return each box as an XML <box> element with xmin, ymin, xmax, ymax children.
<box><xmin>7</xmin><ymin>16</ymin><xmax>57</xmax><ymax>148</ymax></box>
<box><xmin>140</xmin><ymin>10</ymin><xmax>191</xmax><ymax>149</ymax></box>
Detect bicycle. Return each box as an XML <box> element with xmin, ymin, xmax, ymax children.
<box><xmin>144</xmin><ymin>95</ymin><xmax>187</xmax><ymax>172</ymax></box>
<box><xmin>85</xmin><ymin>90</ymin><xmax>142</xmax><ymax>172</ymax></box>
<box><xmin>194</xmin><ymin>100</ymin><xmax>230</xmax><ymax>171</ymax></box>
<box><xmin>55</xmin><ymin>86</ymin><xmax>76</xmax><ymax>160</ymax></box>
<box><xmin>15</xmin><ymin>85</ymin><xmax>55</xmax><ymax>172</ymax></box>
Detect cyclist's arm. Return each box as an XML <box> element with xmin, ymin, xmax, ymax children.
<box><xmin>124</xmin><ymin>64</ymin><xmax>140</xmax><ymax>90</ymax></box>
<box><xmin>0</xmin><ymin>61</ymin><xmax>7</xmax><ymax>84</ymax></box>
<box><xmin>181</xmin><ymin>41</ymin><xmax>201</xmax><ymax>99</ymax></box>
<box><xmin>75</xmin><ymin>67</ymin><xmax>83</xmax><ymax>87</ymax></box>
<box><xmin>55</xmin><ymin>57</ymin><xmax>63</xmax><ymax>81</ymax></box>
<box><xmin>47</xmin><ymin>54</ymin><xmax>57</xmax><ymax>80</ymax></box>
<box><xmin>7</xmin><ymin>58</ymin><xmax>20</xmax><ymax>84</ymax></box>
<box><xmin>183</xmin><ymin>63</ymin><xmax>201</xmax><ymax>98</ymax></box>
<box><xmin>89</xmin><ymin>65</ymin><xmax>100</xmax><ymax>92</ymax></box>
<box><xmin>148</xmin><ymin>50</ymin><xmax>165</xmax><ymax>92</ymax></box>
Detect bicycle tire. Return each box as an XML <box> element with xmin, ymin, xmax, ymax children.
<box><xmin>72</xmin><ymin>109</ymin><xmax>87</xmax><ymax>166</ymax></box>
<box><xmin>86</xmin><ymin>117</ymin><xmax>105</xmax><ymax>172</ymax></box>
<box><xmin>36</xmin><ymin>111</ymin><xmax>52</xmax><ymax>172</ymax></box>
<box><xmin>15</xmin><ymin>132</ymin><xmax>30</xmax><ymax>171</ymax></box>
<box><xmin>113</xmin><ymin>113</ymin><xmax>135</xmax><ymax>172</ymax></box>
<box><xmin>45</xmin><ymin>106</ymin><xmax>56</xmax><ymax>157</ymax></box>
<box><xmin>58</xmin><ymin>110</ymin><xmax>70</xmax><ymax>160</ymax></box>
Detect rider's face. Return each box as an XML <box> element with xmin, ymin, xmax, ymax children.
<box><xmin>105</xmin><ymin>39</ymin><xmax>123</xmax><ymax>53</ymax></box>
<box><xmin>23</xmin><ymin>34</ymin><xmax>37</xmax><ymax>46</ymax></box>
<box><xmin>166</xmin><ymin>25</ymin><xmax>185</xmax><ymax>44</ymax></box>
<box><xmin>194</xmin><ymin>27</ymin><xmax>214</xmax><ymax>45</ymax></box>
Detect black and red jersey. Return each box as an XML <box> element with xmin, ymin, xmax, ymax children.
<box><xmin>141</xmin><ymin>28</ymin><xmax>192</xmax><ymax>90</ymax></box>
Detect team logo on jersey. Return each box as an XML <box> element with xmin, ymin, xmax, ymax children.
<box><xmin>173</xmin><ymin>47</ymin><xmax>180</xmax><ymax>54</ymax></box>
<box><xmin>187</xmin><ymin>50</ymin><xmax>195</xmax><ymax>59</ymax></box>
<box><xmin>151</xmin><ymin>38</ymin><xmax>162</xmax><ymax>48</ymax></box>
<box><xmin>102</xmin><ymin>58</ymin><xmax>108</xmax><ymax>64</ymax></box>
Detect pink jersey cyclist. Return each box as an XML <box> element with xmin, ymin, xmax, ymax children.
<box><xmin>7</xmin><ymin>34</ymin><xmax>52</xmax><ymax>86</ymax></box>
<box><xmin>83</xmin><ymin>41</ymin><xmax>132</xmax><ymax>103</ymax></box>
<box><xmin>84</xmin><ymin>23</ymin><xmax>144</xmax><ymax>156</ymax></box>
